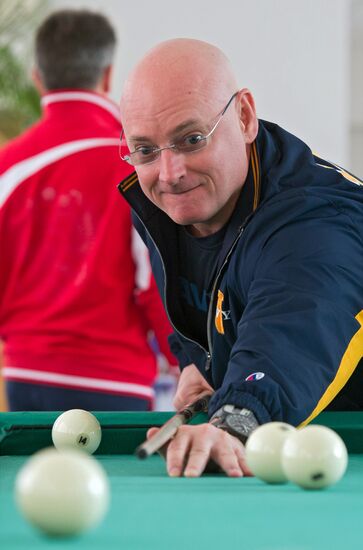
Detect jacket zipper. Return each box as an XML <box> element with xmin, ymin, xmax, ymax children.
<box><xmin>206</xmin><ymin>225</ymin><xmax>245</xmax><ymax>368</ymax></box>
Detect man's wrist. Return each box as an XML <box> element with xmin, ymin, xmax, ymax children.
<box><xmin>209</xmin><ymin>405</ymin><xmax>259</xmax><ymax>444</ymax></box>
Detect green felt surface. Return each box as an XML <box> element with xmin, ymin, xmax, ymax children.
<box><xmin>1</xmin><ymin>453</ymin><xmax>363</xmax><ymax>550</ymax></box>
<box><xmin>1</xmin><ymin>411</ymin><xmax>363</xmax><ymax>549</ymax></box>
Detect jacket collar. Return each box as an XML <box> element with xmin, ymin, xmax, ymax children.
<box><xmin>41</xmin><ymin>90</ymin><xmax>121</xmax><ymax>122</ymax></box>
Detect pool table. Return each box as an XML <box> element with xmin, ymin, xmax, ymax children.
<box><xmin>1</xmin><ymin>411</ymin><xmax>362</xmax><ymax>549</ymax></box>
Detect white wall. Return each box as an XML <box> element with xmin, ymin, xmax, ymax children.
<box><xmin>51</xmin><ymin>0</ymin><xmax>351</xmax><ymax>167</ymax></box>
<box><xmin>351</xmin><ymin>0</ymin><xmax>363</xmax><ymax>176</ymax></box>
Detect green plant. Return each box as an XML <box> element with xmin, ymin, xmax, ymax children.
<box><xmin>0</xmin><ymin>0</ymin><xmax>48</xmax><ymax>142</ymax></box>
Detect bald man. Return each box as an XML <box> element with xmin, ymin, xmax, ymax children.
<box><xmin>118</xmin><ymin>39</ymin><xmax>363</xmax><ymax>477</ymax></box>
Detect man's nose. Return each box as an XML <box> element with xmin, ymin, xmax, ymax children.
<box><xmin>158</xmin><ymin>148</ymin><xmax>186</xmax><ymax>184</ymax></box>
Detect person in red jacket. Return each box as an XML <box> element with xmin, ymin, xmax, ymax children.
<box><xmin>0</xmin><ymin>9</ymin><xmax>177</xmax><ymax>411</ymax></box>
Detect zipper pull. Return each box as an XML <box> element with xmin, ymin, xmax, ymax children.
<box><xmin>205</xmin><ymin>352</ymin><xmax>211</xmax><ymax>371</ymax></box>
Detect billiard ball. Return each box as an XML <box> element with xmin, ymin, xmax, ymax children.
<box><xmin>281</xmin><ymin>425</ymin><xmax>348</xmax><ymax>489</ymax></box>
<box><xmin>15</xmin><ymin>447</ymin><xmax>110</xmax><ymax>536</ymax></box>
<box><xmin>52</xmin><ymin>409</ymin><xmax>101</xmax><ymax>454</ymax></box>
<box><xmin>245</xmin><ymin>422</ymin><xmax>296</xmax><ymax>483</ymax></box>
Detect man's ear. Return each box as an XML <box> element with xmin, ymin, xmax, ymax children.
<box><xmin>236</xmin><ymin>88</ymin><xmax>258</xmax><ymax>144</ymax></box>
<box><xmin>32</xmin><ymin>67</ymin><xmax>46</xmax><ymax>95</ymax></box>
<box><xmin>99</xmin><ymin>65</ymin><xmax>113</xmax><ymax>94</ymax></box>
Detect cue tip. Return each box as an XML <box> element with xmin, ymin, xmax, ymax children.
<box><xmin>135</xmin><ymin>446</ymin><xmax>148</xmax><ymax>459</ymax></box>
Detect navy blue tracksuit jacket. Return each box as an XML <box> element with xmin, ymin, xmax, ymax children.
<box><xmin>118</xmin><ymin>120</ymin><xmax>363</xmax><ymax>427</ymax></box>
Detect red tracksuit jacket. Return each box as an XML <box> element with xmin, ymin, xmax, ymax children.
<box><xmin>0</xmin><ymin>90</ymin><xmax>176</xmax><ymax>402</ymax></box>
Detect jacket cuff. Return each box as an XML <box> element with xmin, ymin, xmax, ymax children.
<box><xmin>209</xmin><ymin>389</ymin><xmax>272</xmax><ymax>426</ymax></box>
<box><xmin>167</xmin><ymin>333</ymin><xmax>192</xmax><ymax>369</ymax></box>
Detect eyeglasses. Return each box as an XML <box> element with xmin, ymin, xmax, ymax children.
<box><xmin>119</xmin><ymin>91</ymin><xmax>238</xmax><ymax>166</ymax></box>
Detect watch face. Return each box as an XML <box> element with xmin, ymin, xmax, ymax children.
<box><xmin>210</xmin><ymin>406</ymin><xmax>259</xmax><ymax>440</ymax></box>
<box><xmin>226</xmin><ymin>413</ymin><xmax>250</xmax><ymax>436</ymax></box>
<box><xmin>224</xmin><ymin>408</ymin><xmax>259</xmax><ymax>437</ymax></box>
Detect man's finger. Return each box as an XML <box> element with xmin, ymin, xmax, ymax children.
<box><xmin>146</xmin><ymin>427</ymin><xmax>168</xmax><ymax>459</ymax></box>
<box><xmin>184</xmin><ymin>447</ymin><xmax>212</xmax><ymax>477</ymax></box>
<box><xmin>173</xmin><ymin>388</ymin><xmax>213</xmax><ymax>412</ymax></box>
<box><xmin>147</xmin><ymin>427</ymin><xmax>159</xmax><ymax>439</ymax></box>
<box><xmin>211</xmin><ymin>437</ymin><xmax>244</xmax><ymax>477</ymax></box>
<box><xmin>183</xmin><ymin>431</ymin><xmax>213</xmax><ymax>477</ymax></box>
<box><xmin>166</xmin><ymin>428</ymin><xmax>191</xmax><ymax>477</ymax></box>
<box><xmin>233</xmin><ymin>441</ymin><xmax>253</xmax><ymax>476</ymax></box>
<box><xmin>172</xmin><ymin>363</ymin><xmax>214</xmax><ymax>410</ymax></box>
<box><xmin>173</xmin><ymin>391</ymin><xmax>204</xmax><ymax>411</ymax></box>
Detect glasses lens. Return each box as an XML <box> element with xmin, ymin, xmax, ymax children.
<box><xmin>120</xmin><ymin>138</ymin><xmax>160</xmax><ymax>166</ymax></box>
<box><xmin>176</xmin><ymin>135</ymin><xmax>208</xmax><ymax>154</ymax></box>
<box><xmin>133</xmin><ymin>149</ymin><xmax>160</xmax><ymax>166</ymax></box>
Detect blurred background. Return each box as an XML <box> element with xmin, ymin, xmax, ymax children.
<box><xmin>1</xmin><ymin>0</ymin><xmax>362</xmax><ymax>173</ymax></box>
<box><xmin>0</xmin><ymin>0</ymin><xmax>362</xmax><ymax>410</ymax></box>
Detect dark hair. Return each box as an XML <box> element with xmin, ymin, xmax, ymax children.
<box><xmin>35</xmin><ymin>9</ymin><xmax>116</xmax><ymax>90</ymax></box>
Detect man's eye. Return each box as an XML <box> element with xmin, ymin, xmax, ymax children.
<box><xmin>135</xmin><ymin>146</ymin><xmax>155</xmax><ymax>156</ymax></box>
<box><xmin>183</xmin><ymin>134</ymin><xmax>204</xmax><ymax>146</ymax></box>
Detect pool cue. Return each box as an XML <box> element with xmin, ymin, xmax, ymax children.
<box><xmin>136</xmin><ymin>394</ymin><xmax>211</xmax><ymax>459</ymax></box>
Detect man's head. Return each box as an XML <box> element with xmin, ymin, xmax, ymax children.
<box><xmin>120</xmin><ymin>38</ymin><xmax>258</xmax><ymax>236</ymax></box>
<box><xmin>33</xmin><ymin>9</ymin><xmax>116</xmax><ymax>93</ymax></box>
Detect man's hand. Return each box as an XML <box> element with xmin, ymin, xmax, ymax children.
<box><xmin>173</xmin><ymin>363</ymin><xmax>213</xmax><ymax>410</ymax></box>
<box><xmin>147</xmin><ymin>423</ymin><xmax>252</xmax><ymax>478</ymax></box>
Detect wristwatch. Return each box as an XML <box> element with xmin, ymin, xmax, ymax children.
<box><xmin>210</xmin><ymin>405</ymin><xmax>259</xmax><ymax>444</ymax></box>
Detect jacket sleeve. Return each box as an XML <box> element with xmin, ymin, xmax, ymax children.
<box><xmin>168</xmin><ymin>331</ymin><xmax>208</xmax><ymax>371</ymax></box>
<box><xmin>209</xmin><ymin>196</ymin><xmax>363</xmax><ymax>426</ymax></box>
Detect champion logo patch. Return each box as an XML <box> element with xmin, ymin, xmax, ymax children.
<box><xmin>245</xmin><ymin>372</ymin><xmax>265</xmax><ymax>382</ymax></box>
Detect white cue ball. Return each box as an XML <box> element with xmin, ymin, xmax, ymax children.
<box><xmin>15</xmin><ymin>447</ymin><xmax>110</xmax><ymax>537</ymax></box>
<box><xmin>245</xmin><ymin>422</ymin><xmax>296</xmax><ymax>483</ymax></box>
<box><xmin>281</xmin><ymin>425</ymin><xmax>348</xmax><ymax>489</ymax></box>
<box><xmin>52</xmin><ymin>409</ymin><xmax>102</xmax><ymax>454</ymax></box>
